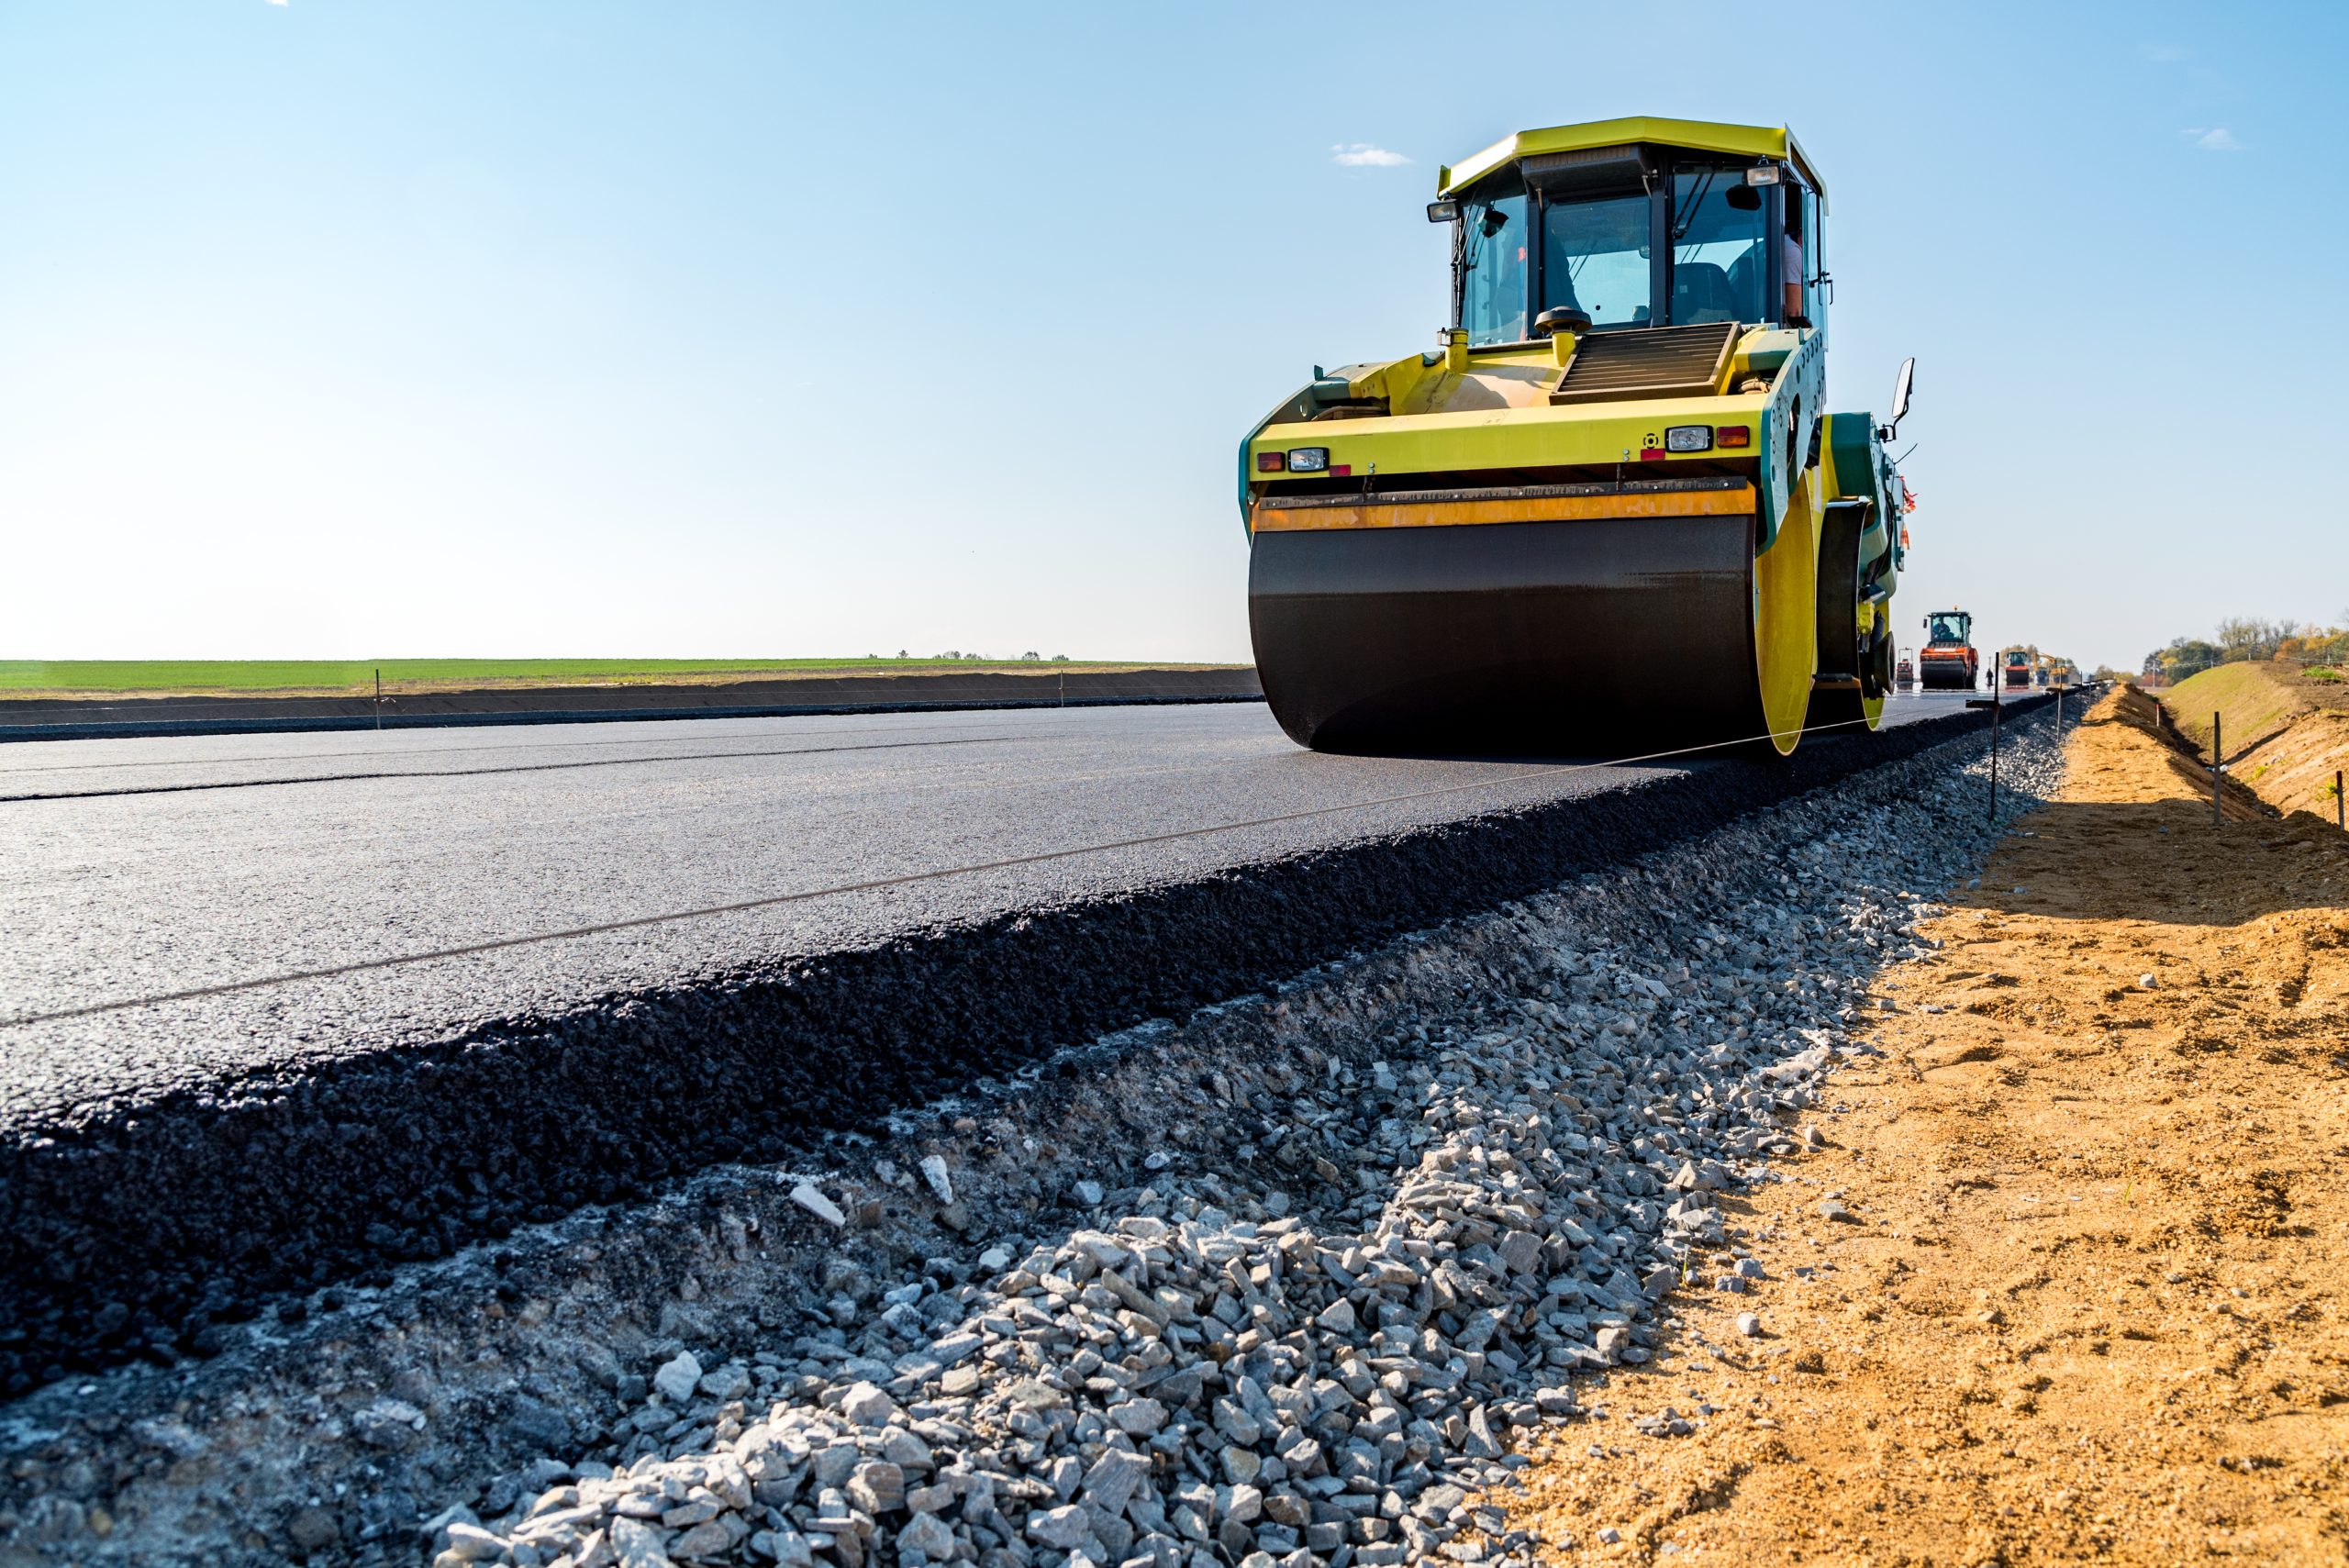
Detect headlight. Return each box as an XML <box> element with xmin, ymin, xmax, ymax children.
<box><xmin>1664</xmin><ymin>425</ymin><xmax>1712</xmax><ymax>453</ymax></box>
<box><xmin>1287</xmin><ymin>447</ymin><xmax>1330</xmax><ymax>473</ymax></box>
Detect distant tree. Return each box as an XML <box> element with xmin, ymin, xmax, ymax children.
<box><xmin>2281</xmin><ymin>622</ymin><xmax>2349</xmax><ymax>666</ymax></box>
<box><xmin>2213</xmin><ymin>617</ymin><xmax>2292</xmax><ymax>662</ymax></box>
<box><xmin>1020</xmin><ymin>651</ymin><xmax>1041</xmax><ymax>662</ymax></box>
<box><xmin>2146</xmin><ymin>637</ymin><xmax>2222</xmax><ymax>682</ymax></box>
<box><xmin>1052</xmin><ymin>653</ymin><xmax>1070</xmax><ymax>662</ymax></box>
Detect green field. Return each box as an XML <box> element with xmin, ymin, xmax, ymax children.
<box><xmin>0</xmin><ymin>657</ymin><xmax>1218</xmax><ymax>699</ymax></box>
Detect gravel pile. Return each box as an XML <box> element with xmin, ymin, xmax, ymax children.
<box><xmin>408</xmin><ymin>718</ymin><xmax>2068</xmax><ymax>1568</ymax></box>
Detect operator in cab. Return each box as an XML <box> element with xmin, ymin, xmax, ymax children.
<box><xmin>1783</xmin><ymin>201</ymin><xmax>1809</xmax><ymax>328</ymax></box>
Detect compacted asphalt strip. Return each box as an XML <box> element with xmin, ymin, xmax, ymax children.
<box><xmin>0</xmin><ymin>690</ymin><xmax>2029</xmax><ymax>1389</ymax></box>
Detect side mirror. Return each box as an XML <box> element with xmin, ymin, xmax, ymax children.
<box><xmin>1725</xmin><ymin>184</ymin><xmax>1761</xmax><ymax>212</ymax></box>
<box><xmin>1427</xmin><ymin>200</ymin><xmax>1458</xmax><ymax>224</ymax></box>
<box><xmin>1880</xmin><ymin>357</ymin><xmax>1915</xmax><ymax>440</ymax></box>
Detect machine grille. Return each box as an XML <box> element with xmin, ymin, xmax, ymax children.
<box><xmin>1551</xmin><ymin>321</ymin><xmax>1740</xmax><ymax>405</ymax></box>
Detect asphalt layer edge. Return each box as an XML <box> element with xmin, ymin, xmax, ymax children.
<box><xmin>0</xmin><ymin>697</ymin><xmax>2049</xmax><ymax>1393</ymax></box>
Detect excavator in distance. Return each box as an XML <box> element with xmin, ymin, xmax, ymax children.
<box><xmin>1239</xmin><ymin>117</ymin><xmax>1920</xmax><ymax>756</ymax></box>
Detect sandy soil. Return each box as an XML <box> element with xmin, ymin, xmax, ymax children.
<box><xmin>2228</xmin><ymin>706</ymin><xmax>2349</xmax><ymax>828</ymax></box>
<box><xmin>2155</xmin><ymin>662</ymin><xmax>2349</xmax><ymax>828</ymax></box>
<box><xmin>1501</xmin><ymin>687</ymin><xmax>2349</xmax><ymax>1565</ymax></box>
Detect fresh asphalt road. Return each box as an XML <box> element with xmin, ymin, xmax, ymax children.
<box><xmin>0</xmin><ymin>692</ymin><xmax>1978</xmax><ymax>1129</ymax></box>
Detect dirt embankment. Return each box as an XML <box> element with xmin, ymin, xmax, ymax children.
<box><xmin>2159</xmin><ymin>661</ymin><xmax>2349</xmax><ymax>828</ymax></box>
<box><xmin>1503</xmin><ymin>686</ymin><xmax>2349</xmax><ymax>1564</ymax></box>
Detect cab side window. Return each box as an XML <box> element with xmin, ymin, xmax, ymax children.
<box><xmin>1801</xmin><ymin>187</ymin><xmax>1823</xmax><ymax>325</ymax></box>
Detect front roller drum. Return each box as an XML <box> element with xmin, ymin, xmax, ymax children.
<box><xmin>1249</xmin><ymin>495</ymin><xmax>1818</xmax><ymax>757</ymax></box>
<box><xmin>1918</xmin><ymin>659</ymin><xmax>1973</xmax><ymax>692</ymax></box>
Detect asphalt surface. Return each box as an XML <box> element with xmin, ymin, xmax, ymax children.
<box><xmin>0</xmin><ymin>689</ymin><xmax>2014</xmax><ymax>1388</ymax></box>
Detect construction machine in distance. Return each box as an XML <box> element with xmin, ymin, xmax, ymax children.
<box><xmin>2000</xmin><ymin>646</ymin><xmax>2038</xmax><ymax>691</ymax></box>
<box><xmin>1918</xmin><ymin>609</ymin><xmax>1978</xmax><ymax>690</ymax></box>
<box><xmin>1895</xmin><ymin>650</ymin><xmax>1915</xmax><ymax>690</ymax></box>
<box><xmin>1238</xmin><ymin>117</ymin><xmax>1918</xmax><ymax>756</ymax></box>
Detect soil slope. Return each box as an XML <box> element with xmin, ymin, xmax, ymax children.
<box><xmin>1502</xmin><ymin>687</ymin><xmax>2349</xmax><ymax>1565</ymax></box>
<box><xmin>2157</xmin><ymin>662</ymin><xmax>2349</xmax><ymax>828</ymax></box>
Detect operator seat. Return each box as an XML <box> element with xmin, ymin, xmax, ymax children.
<box><xmin>1671</xmin><ymin>261</ymin><xmax>1737</xmax><ymax>322</ymax></box>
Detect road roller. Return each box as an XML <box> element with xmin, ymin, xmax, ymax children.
<box><xmin>1919</xmin><ymin>608</ymin><xmax>1978</xmax><ymax>690</ymax></box>
<box><xmin>1239</xmin><ymin>117</ymin><xmax>1918</xmax><ymax>756</ymax></box>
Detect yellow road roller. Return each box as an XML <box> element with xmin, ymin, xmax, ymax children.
<box><xmin>1240</xmin><ymin>117</ymin><xmax>1917</xmax><ymax>756</ymax></box>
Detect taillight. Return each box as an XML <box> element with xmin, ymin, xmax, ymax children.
<box><xmin>1716</xmin><ymin>426</ymin><xmax>1752</xmax><ymax>448</ymax></box>
<box><xmin>1256</xmin><ymin>451</ymin><xmax>1285</xmax><ymax>473</ymax></box>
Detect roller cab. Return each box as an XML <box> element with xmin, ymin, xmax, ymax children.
<box><xmin>1240</xmin><ymin>117</ymin><xmax>1920</xmax><ymax>757</ymax></box>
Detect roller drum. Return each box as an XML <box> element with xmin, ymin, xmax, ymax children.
<box><xmin>1802</xmin><ymin>499</ymin><xmax>1887</xmax><ymax>735</ymax></box>
<box><xmin>1250</xmin><ymin>512</ymin><xmax>1776</xmax><ymax>756</ymax></box>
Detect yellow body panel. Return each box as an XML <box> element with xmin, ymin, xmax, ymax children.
<box><xmin>1251</xmin><ymin>395</ymin><xmax>1767</xmax><ymax>483</ymax></box>
<box><xmin>1753</xmin><ymin>468</ymin><xmax>1821</xmax><ymax>753</ymax></box>
<box><xmin>1252</xmin><ymin>484</ymin><xmax>1757</xmax><ymax>534</ymax></box>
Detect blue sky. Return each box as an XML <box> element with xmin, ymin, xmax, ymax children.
<box><xmin>3</xmin><ymin>1</ymin><xmax>2343</xmax><ymax>672</ymax></box>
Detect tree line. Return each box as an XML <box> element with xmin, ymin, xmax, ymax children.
<box><xmin>2143</xmin><ymin>616</ymin><xmax>2349</xmax><ymax>682</ymax></box>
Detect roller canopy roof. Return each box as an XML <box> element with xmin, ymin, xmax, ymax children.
<box><xmin>1439</xmin><ymin>117</ymin><xmax>1826</xmax><ymax>206</ymax></box>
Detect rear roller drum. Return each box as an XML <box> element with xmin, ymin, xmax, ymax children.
<box><xmin>1803</xmin><ymin>496</ymin><xmax>1887</xmax><ymax>736</ymax></box>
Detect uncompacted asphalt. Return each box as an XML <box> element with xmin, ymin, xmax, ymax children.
<box><xmin>0</xmin><ymin>692</ymin><xmax>2003</xmax><ymax>1387</ymax></box>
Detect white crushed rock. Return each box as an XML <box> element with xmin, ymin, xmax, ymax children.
<box><xmin>0</xmin><ymin>717</ymin><xmax>2065</xmax><ymax>1566</ymax></box>
<box><xmin>417</xmin><ymin>723</ymin><xmax>2068</xmax><ymax>1568</ymax></box>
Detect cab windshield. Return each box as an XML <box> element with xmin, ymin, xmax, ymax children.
<box><xmin>1453</xmin><ymin>154</ymin><xmax>1807</xmax><ymax>339</ymax></box>
<box><xmin>1540</xmin><ymin>193</ymin><xmax>1650</xmax><ymax>329</ymax></box>
<box><xmin>1927</xmin><ymin>614</ymin><xmax>1968</xmax><ymax>643</ymax></box>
